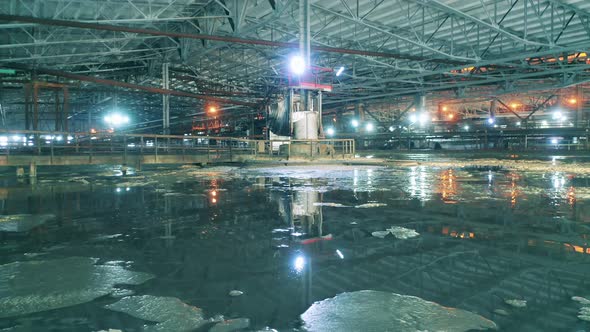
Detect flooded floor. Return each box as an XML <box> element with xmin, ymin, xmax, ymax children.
<box><xmin>2</xmin><ymin>161</ymin><xmax>590</xmax><ymax>331</ymax></box>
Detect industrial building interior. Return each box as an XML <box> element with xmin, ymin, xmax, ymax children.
<box><xmin>1</xmin><ymin>0</ymin><xmax>590</xmax><ymax>331</ymax></box>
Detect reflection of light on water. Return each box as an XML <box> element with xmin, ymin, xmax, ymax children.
<box><xmin>552</xmin><ymin>156</ymin><xmax>556</xmax><ymax>166</ymax></box>
<box><xmin>551</xmin><ymin>172</ymin><xmax>565</xmax><ymax>189</ymax></box>
<box><xmin>409</xmin><ymin>167</ymin><xmax>417</xmax><ymax>197</ymax></box>
<box><xmin>367</xmin><ymin>169</ymin><xmax>373</xmax><ymax>185</ymax></box>
<box><xmin>294</xmin><ymin>255</ymin><xmax>306</xmax><ymax>272</ymax></box>
<box><xmin>488</xmin><ymin>170</ymin><xmax>493</xmax><ymax>184</ymax></box>
<box><xmin>439</xmin><ymin>169</ymin><xmax>457</xmax><ymax>203</ymax></box>
<box><xmin>408</xmin><ymin>166</ymin><xmax>431</xmax><ymax>200</ymax></box>
<box><xmin>353</xmin><ymin>169</ymin><xmax>358</xmax><ymax>187</ymax></box>
<box><xmin>336</xmin><ymin>249</ymin><xmax>344</xmax><ymax>259</ymax></box>
<box><xmin>567</xmin><ymin>186</ymin><xmax>576</xmax><ymax>207</ymax></box>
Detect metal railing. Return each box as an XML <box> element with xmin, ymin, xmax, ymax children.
<box><xmin>0</xmin><ymin>130</ymin><xmax>355</xmax><ymax>162</ymax></box>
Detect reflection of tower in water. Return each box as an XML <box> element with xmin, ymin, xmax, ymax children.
<box><xmin>292</xmin><ymin>191</ymin><xmax>323</xmax><ymax>238</ymax></box>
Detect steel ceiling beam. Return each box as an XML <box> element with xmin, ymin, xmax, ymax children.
<box><xmin>0</xmin><ymin>14</ymin><xmax>472</xmax><ymax>64</ymax></box>
<box><xmin>3</xmin><ymin>64</ymin><xmax>257</xmax><ymax>107</ymax></box>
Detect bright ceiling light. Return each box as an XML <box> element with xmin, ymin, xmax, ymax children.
<box><xmin>464</xmin><ymin>125</ymin><xmax>469</xmax><ymax>130</ymax></box>
<box><xmin>289</xmin><ymin>55</ymin><xmax>305</xmax><ymax>75</ymax></box>
<box><xmin>418</xmin><ymin>113</ymin><xmax>428</xmax><ymax>125</ymax></box>
<box><xmin>409</xmin><ymin>114</ymin><xmax>417</xmax><ymax>123</ymax></box>
<box><xmin>326</xmin><ymin>127</ymin><xmax>335</xmax><ymax>136</ymax></box>
<box><xmin>104</xmin><ymin>113</ymin><xmax>130</xmax><ymax>127</ymax></box>
<box><xmin>487</xmin><ymin>117</ymin><xmax>495</xmax><ymax>124</ymax></box>
<box><xmin>335</xmin><ymin>66</ymin><xmax>344</xmax><ymax>76</ymax></box>
<box><xmin>351</xmin><ymin>119</ymin><xmax>359</xmax><ymax>128</ymax></box>
<box><xmin>551</xmin><ymin>138</ymin><xmax>558</xmax><ymax>144</ymax></box>
<box><xmin>552</xmin><ymin>111</ymin><xmax>563</xmax><ymax>120</ymax></box>
<box><xmin>365</xmin><ymin>123</ymin><xmax>374</xmax><ymax>132</ymax></box>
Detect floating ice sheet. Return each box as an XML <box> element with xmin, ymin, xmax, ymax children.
<box><xmin>301</xmin><ymin>290</ymin><xmax>497</xmax><ymax>332</ymax></box>
<box><xmin>209</xmin><ymin>318</ymin><xmax>250</xmax><ymax>332</ymax></box>
<box><xmin>0</xmin><ymin>257</ymin><xmax>153</xmax><ymax>318</ymax></box>
<box><xmin>105</xmin><ymin>295</ymin><xmax>207</xmax><ymax>332</ymax></box>
<box><xmin>355</xmin><ymin>203</ymin><xmax>387</xmax><ymax>208</ymax></box>
<box><xmin>312</xmin><ymin>202</ymin><xmax>349</xmax><ymax>208</ymax></box>
<box><xmin>0</xmin><ymin>214</ymin><xmax>55</xmax><ymax>232</ymax></box>
<box><xmin>386</xmin><ymin>226</ymin><xmax>420</xmax><ymax>239</ymax></box>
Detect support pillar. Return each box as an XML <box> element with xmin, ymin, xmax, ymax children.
<box><xmin>162</xmin><ymin>62</ymin><xmax>170</xmax><ymax>135</ymax></box>
<box><xmin>63</xmin><ymin>87</ymin><xmax>69</xmax><ymax>131</ymax></box>
<box><xmin>29</xmin><ymin>162</ymin><xmax>37</xmax><ymax>178</ymax></box>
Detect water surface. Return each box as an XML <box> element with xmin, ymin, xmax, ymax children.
<box><xmin>1</xmin><ymin>163</ymin><xmax>590</xmax><ymax>331</ymax></box>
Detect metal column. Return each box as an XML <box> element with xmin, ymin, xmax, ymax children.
<box><xmin>162</xmin><ymin>62</ymin><xmax>170</xmax><ymax>135</ymax></box>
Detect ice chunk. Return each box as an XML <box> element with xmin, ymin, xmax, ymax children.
<box><xmin>371</xmin><ymin>231</ymin><xmax>390</xmax><ymax>239</ymax></box>
<box><xmin>504</xmin><ymin>299</ymin><xmax>526</xmax><ymax>308</ymax></box>
<box><xmin>354</xmin><ymin>203</ymin><xmax>387</xmax><ymax>208</ymax></box>
<box><xmin>209</xmin><ymin>318</ymin><xmax>250</xmax><ymax>332</ymax></box>
<box><xmin>105</xmin><ymin>295</ymin><xmax>207</xmax><ymax>332</ymax></box>
<box><xmin>301</xmin><ymin>290</ymin><xmax>497</xmax><ymax>331</ymax></box>
<box><xmin>572</xmin><ymin>296</ymin><xmax>590</xmax><ymax>305</ymax></box>
<box><xmin>0</xmin><ymin>214</ymin><xmax>55</xmax><ymax>232</ymax></box>
<box><xmin>0</xmin><ymin>257</ymin><xmax>153</xmax><ymax>318</ymax></box>
<box><xmin>386</xmin><ymin>226</ymin><xmax>419</xmax><ymax>239</ymax></box>
<box><xmin>493</xmin><ymin>309</ymin><xmax>509</xmax><ymax>316</ymax></box>
<box><xmin>313</xmin><ymin>203</ymin><xmax>349</xmax><ymax>207</ymax></box>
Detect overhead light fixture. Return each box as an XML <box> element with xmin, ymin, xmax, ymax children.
<box><xmin>388</xmin><ymin>126</ymin><xmax>395</xmax><ymax>132</ymax></box>
<box><xmin>335</xmin><ymin>66</ymin><xmax>344</xmax><ymax>76</ymax></box>
<box><xmin>552</xmin><ymin>111</ymin><xmax>563</xmax><ymax>120</ymax></box>
<box><xmin>351</xmin><ymin>119</ymin><xmax>359</xmax><ymax>128</ymax></box>
<box><xmin>409</xmin><ymin>114</ymin><xmax>417</xmax><ymax>123</ymax></box>
<box><xmin>365</xmin><ymin>123</ymin><xmax>374</xmax><ymax>132</ymax></box>
<box><xmin>326</xmin><ymin>127</ymin><xmax>335</xmax><ymax>136</ymax></box>
<box><xmin>289</xmin><ymin>55</ymin><xmax>305</xmax><ymax>75</ymax></box>
<box><xmin>464</xmin><ymin>125</ymin><xmax>469</xmax><ymax>131</ymax></box>
<box><xmin>551</xmin><ymin>138</ymin><xmax>558</xmax><ymax>145</ymax></box>
<box><xmin>104</xmin><ymin>113</ymin><xmax>130</xmax><ymax>127</ymax></box>
<box><xmin>418</xmin><ymin>113</ymin><xmax>428</xmax><ymax>125</ymax></box>
<box><xmin>448</xmin><ymin>114</ymin><xmax>454</xmax><ymax>120</ymax></box>
<box><xmin>487</xmin><ymin>117</ymin><xmax>495</xmax><ymax>124</ymax></box>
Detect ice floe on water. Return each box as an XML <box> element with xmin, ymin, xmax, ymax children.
<box><xmin>504</xmin><ymin>299</ymin><xmax>527</xmax><ymax>308</ymax></box>
<box><xmin>209</xmin><ymin>318</ymin><xmax>250</xmax><ymax>332</ymax></box>
<box><xmin>572</xmin><ymin>296</ymin><xmax>590</xmax><ymax>305</ymax></box>
<box><xmin>371</xmin><ymin>226</ymin><xmax>420</xmax><ymax>239</ymax></box>
<box><xmin>312</xmin><ymin>202</ymin><xmax>349</xmax><ymax>207</ymax></box>
<box><xmin>301</xmin><ymin>290</ymin><xmax>497</xmax><ymax>331</ymax></box>
<box><xmin>371</xmin><ymin>230</ymin><xmax>390</xmax><ymax>239</ymax></box>
<box><xmin>0</xmin><ymin>257</ymin><xmax>153</xmax><ymax>318</ymax></box>
<box><xmin>105</xmin><ymin>295</ymin><xmax>208</xmax><ymax>332</ymax></box>
<box><xmin>0</xmin><ymin>214</ymin><xmax>55</xmax><ymax>233</ymax></box>
<box><xmin>354</xmin><ymin>203</ymin><xmax>387</xmax><ymax>208</ymax></box>
<box><xmin>387</xmin><ymin>226</ymin><xmax>420</xmax><ymax>239</ymax></box>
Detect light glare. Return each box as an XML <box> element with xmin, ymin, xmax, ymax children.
<box><xmin>289</xmin><ymin>55</ymin><xmax>305</xmax><ymax>75</ymax></box>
